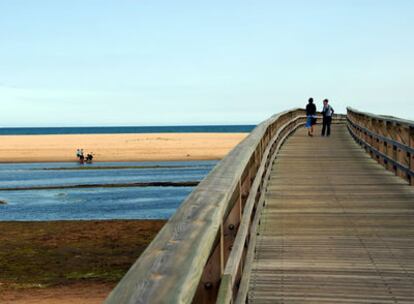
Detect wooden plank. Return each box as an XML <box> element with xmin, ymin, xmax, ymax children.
<box><xmin>347</xmin><ymin>109</ymin><xmax>413</xmax><ymax>184</ymax></box>
<box><xmin>219</xmin><ymin>120</ymin><xmax>308</xmax><ymax>304</ymax></box>
<box><xmin>347</xmin><ymin>107</ymin><xmax>414</xmax><ymax>127</ymax></box>
<box><xmin>248</xmin><ymin>124</ymin><xmax>414</xmax><ymax>303</ymax></box>
<box><xmin>216</xmin><ymin>274</ymin><xmax>233</xmax><ymax>304</ymax></box>
<box><xmin>410</xmin><ymin>126</ymin><xmax>414</xmax><ymax>186</ymax></box>
<box><xmin>104</xmin><ymin>109</ymin><xmax>310</xmax><ymax>304</ymax></box>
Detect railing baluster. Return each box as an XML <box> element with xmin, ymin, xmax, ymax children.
<box><xmin>104</xmin><ymin>109</ymin><xmax>347</xmax><ymax>304</ymax></box>
<box><xmin>347</xmin><ymin>107</ymin><xmax>414</xmax><ymax>185</ymax></box>
<box><xmin>410</xmin><ymin>127</ymin><xmax>414</xmax><ymax>185</ymax></box>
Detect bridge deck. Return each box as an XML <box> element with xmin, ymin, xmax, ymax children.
<box><xmin>248</xmin><ymin>124</ymin><xmax>414</xmax><ymax>303</ymax></box>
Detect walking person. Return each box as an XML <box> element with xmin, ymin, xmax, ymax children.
<box><xmin>77</xmin><ymin>148</ymin><xmax>85</xmax><ymax>164</ymax></box>
<box><xmin>79</xmin><ymin>153</ymin><xmax>85</xmax><ymax>164</ymax></box>
<box><xmin>305</xmin><ymin>98</ymin><xmax>317</xmax><ymax>137</ymax></box>
<box><xmin>86</xmin><ymin>153</ymin><xmax>94</xmax><ymax>163</ymax></box>
<box><xmin>321</xmin><ymin>99</ymin><xmax>334</xmax><ymax>136</ymax></box>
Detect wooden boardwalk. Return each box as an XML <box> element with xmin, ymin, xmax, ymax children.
<box><xmin>248</xmin><ymin>124</ymin><xmax>414</xmax><ymax>303</ymax></box>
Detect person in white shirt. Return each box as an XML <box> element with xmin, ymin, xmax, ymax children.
<box><xmin>321</xmin><ymin>99</ymin><xmax>334</xmax><ymax>136</ymax></box>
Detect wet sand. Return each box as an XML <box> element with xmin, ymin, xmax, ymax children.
<box><xmin>0</xmin><ymin>133</ymin><xmax>247</xmax><ymax>163</ymax></box>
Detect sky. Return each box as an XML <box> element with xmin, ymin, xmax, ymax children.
<box><xmin>0</xmin><ymin>0</ymin><xmax>413</xmax><ymax>127</ymax></box>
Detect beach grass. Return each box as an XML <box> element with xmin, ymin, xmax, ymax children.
<box><xmin>0</xmin><ymin>220</ymin><xmax>165</xmax><ymax>290</ymax></box>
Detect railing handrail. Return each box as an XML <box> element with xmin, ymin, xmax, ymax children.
<box><xmin>217</xmin><ymin>115</ymin><xmax>305</xmax><ymax>304</ymax></box>
<box><xmin>347</xmin><ymin>118</ymin><xmax>414</xmax><ymax>155</ymax></box>
<box><xmin>104</xmin><ymin>108</ymin><xmax>307</xmax><ymax>304</ymax></box>
<box><xmin>347</xmin><ymin>107</ymin><xmax>414</xmax><ymax>127</ymax></box>
<box><xmin>102</xmin><ymin>107</ymin><xmax>409</xmax><ymax>303</ymax></box>
<box><xmin>347</xmin><ymin>108</ymin><xmax>414</xmax><ymax>185</ymax></box>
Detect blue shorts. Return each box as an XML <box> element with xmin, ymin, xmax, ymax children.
<box><xmin>306</xmin><ymin>116</ymin><xmax>313</xmax><ymax>128</ymax></box>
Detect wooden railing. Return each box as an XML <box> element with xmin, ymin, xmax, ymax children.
<box><xmin>104</xmin><ymin>109</ymin><xmax>345</xmax><ymax>304</ymax></box>
<box><xmin>347</xmin><ymin>107</ymin><xmax>414</xmax><ymax>186</ymax></box>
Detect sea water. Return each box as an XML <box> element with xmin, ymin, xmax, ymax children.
<box><xmin>0</xmin><ymin>125</ymin><xmax>254</xmax><ymax>135</ymax></box>
<box><xmin>0</xmin><ymin>161</ymin><xmax>217</xmax><ymax>221</ymax></box>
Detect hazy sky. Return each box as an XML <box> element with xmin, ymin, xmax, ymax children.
<box><xmin>1</xmin><ymin>1</ymin><xmax>413</xmax><ymax>126</ymax></box>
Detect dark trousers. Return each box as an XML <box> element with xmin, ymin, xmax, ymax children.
<box><xmin>322</xmin><ymin>116</ymin><xmax>332</xmax><ymax>136</ymax></box>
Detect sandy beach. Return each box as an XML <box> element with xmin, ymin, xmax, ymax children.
<box><xmin>0</xmin><ymin>133</ymin><xmax>247</xmax><ymax>163</ymax></box>
<box><xmin>0</xmin><ymin>133</ymin><xmax>246</xmax><ymax>303</ymax></box>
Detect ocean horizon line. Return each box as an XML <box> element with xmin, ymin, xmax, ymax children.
<box><xmin>0</xmin><ymin>124</ymin><xmax>256</xmax><ymax>136</ymax></box>
<box><xmin>0</xmin><ymin>123</ymin><xmax>256</xmax><ymax>128</ymax></box>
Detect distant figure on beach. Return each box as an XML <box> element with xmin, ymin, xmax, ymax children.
<box><xmin>86</xmin><ymin>153</ymin><xmax>94</xmax><ymax>163</ymax></box>
<box><xmin>321</xmin><ymin>99</ymin><xmax>334</xmax><ymax>137</ymax></box>
<box><xmin>79</xmin><ymin>153</ymin><xmax>85</xmax><ymax>164</ymax></box>
<box><xmin>305</xmin><ymin>98</ymin><xmax>317</xmax><ymax>137</ymax></box>
<box><xmin>76</xmin><ymin>148</ymin><xmax>94</xmax><ymax>164</ymax></box>
<box><xmin>76</xmin><ymin>148</ymin><xmax>85</xmax><ymax>164</ymax></box>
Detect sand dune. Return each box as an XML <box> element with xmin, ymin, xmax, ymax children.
<box><xmin>0</xmin><ymin>133</ymin><xmax>247</xmax><ymax>163</ymax></box>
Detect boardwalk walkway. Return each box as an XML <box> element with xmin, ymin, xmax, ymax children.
<box><xmin>248</xmin><ymin>124</ymin><xmax>414</xmax><ymax>303</ymax></box>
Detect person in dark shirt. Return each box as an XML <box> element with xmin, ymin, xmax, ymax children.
<box><xmin>305</xmin><ymin>98</ymin><xmax>317</xmax><ymax>137</ymax></box>
<box><xmin>321</xmin><ymin>99</ymin><xmax>334</xmax><ymax>136</ymax></box>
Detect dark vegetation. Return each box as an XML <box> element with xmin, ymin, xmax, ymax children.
<box><xmin>0</xmin><ymin>220</ymin><xmax>165</xmax><ymax>290</ymax></box>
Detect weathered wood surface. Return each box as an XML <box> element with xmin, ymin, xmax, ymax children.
<box><xmin>104</xmin><ymin>109</ymin><xmax>309</xmax><ymax>304</ymax></box>
<box><xmin>248</xmin><ymin>124</ymin><xmax>414</xmax><ymax>303</ymax></box>
<box><xmin>347</xmin><ymin>107</ymin><xmax>414</xmax><ymax>185</ymax></box>
<box><xmin>217</xmin><ymin>117</ymin><xmax>307</xmax><ymax>304</ymax></box>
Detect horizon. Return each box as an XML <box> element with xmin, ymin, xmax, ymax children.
<box><xmin>1</xmin><ymin>1</ymin><xmax>414</xmax><ymax>126</ymax></box>
<box><xmin>0</xmin><ymin>105</ymin><xmax>412</xmax><ymax>127</ymax></box>
<box><xmin>2</xmin><ymin>107</ymin><xmax>413</xmax><ymax>128</ymax></box>
<box><xmin>0</xmin><ymin>123</ymin><xmax>257</xmax><ymax>128</ymax></box>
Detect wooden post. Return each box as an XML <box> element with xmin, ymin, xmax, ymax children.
<box><xmin>392</xmin><ymin>122</ymin><xmax>402</xmax><ymax>178</ymax></box>
<box><xmin>192</xmin><ymin>237</ymin><xmax>223</xmax><ymax>304</ymax></box>
<box><xmin>372</xmin><ymin>119</ymin><xmax>380</xmax><ymax>163</ymax></box>
<box><xmin>377</xmin><ymin>120</ymin><xmax>386</xmax><ymax>167</ymax></box>
<box><xmin>238</xmin><ymin>180</ymin><xmax>243</xmax><ymax>221</ymax></box>
<box><xmin>385</xmin><ymin>121</ymin><xmax>393</xmax><ymax>172</ymax></box>
<box><xmin>399</xmin><ymin>126</ymin><xmax>410</xmax><ymax>182</ymax></box>
<box><xmin>223</xmin><ymin>196</ymin><xmax>242</xmax><ymax>266</ymax></box>
<box><xmin>410</xmin><ymin>127</ymin><xmax>414</xmax><ymax>186</ymax></box>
